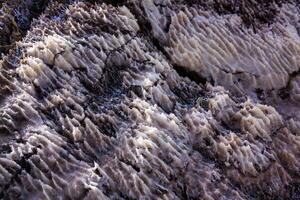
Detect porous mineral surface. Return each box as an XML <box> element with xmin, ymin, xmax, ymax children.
<box><xmin>0</xmin><ymin>0</ymin><xmax>299</xmax><ymax>199</ymax></box>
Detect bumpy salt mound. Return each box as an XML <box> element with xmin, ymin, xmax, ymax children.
<box><xmin>142</xmin><ymin>0</ymin><xmax>300</xmax><ymax>94</ymax></box>
<box><xmin>0</xmin><ymin>0</ymin><xmax>299</xmax><ymax>200</ymax></box>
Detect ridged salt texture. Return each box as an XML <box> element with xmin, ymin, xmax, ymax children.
<box><xmin>142</xmin><ymin>1</ymin><xmax>300</xmax><ymax>95</ymax></box>
<box><xmin>0</xmin><ymin>1</ymin><xmax>299</xmax><ymax>200</ymax></box>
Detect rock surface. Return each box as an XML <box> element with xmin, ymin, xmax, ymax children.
<box><xmin>0</xmin><ymin>0</ymin><xmax>299</xmax><ymax>199</ymax></box>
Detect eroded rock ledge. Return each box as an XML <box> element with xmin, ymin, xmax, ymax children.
<box><xmin>0</xmin><ymin>0</ymin><xmax>299</xmax><ymax>199</ymax></box>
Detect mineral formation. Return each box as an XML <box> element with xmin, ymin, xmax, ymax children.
<box><xmin>0</xmin><ymin>0</ymin><xmax>299</xmax><ymax>199</ymax></box>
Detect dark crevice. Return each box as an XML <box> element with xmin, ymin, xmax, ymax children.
<box><xmin>286</xmin><ymin>182</ymin><xmax>300</xmax><ymax>200</ymax></box>
<box><xmin>0</xmin><ymin>144</ymin><xmax>11</xmax><ymax>154</ymax></box>
<box><xmin>182</xmin><ymin>0</ymin><xmax>292</xmax><ymax>29</ymax></box>
<box><xmin>278</xmin><ymin>69</ymin><xmax>300</xmax><ymax>100</ymax></box>
<box><xmin>0</xmin><ymin>147</ymin><xmax>38</xmax><ymax>199</ymax></box>
<box><xmin>100</xmin><ymin>0</ymin><xmax>126</xmax><ymax>6</ymax></box>
<box><xmin>0</xmin><ymin>0</ymin><xmax>50</xmax><ymax>57</ymax></box>
<box><xmin>172</xmin><ymin>63</ymin><xmax>209</xmax><ymax>85</ymax></box>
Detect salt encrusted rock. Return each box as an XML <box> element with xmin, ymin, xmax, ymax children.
<box><xmin>0</xmin><ymin>0</ymin><xmax>299</xmax><ymax>199</ymax></box>
<box><xmin>0</xmin><ymin>0</ymin><xmax>49</xmax><ymax>54</ymax></box>
<box><xmin>142</xmin><ymin>0</ymin><xmax>300</xmax><ymax>94</ymax></box>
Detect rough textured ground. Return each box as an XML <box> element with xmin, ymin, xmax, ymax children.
<box><xmin>0</xmin><ymin>0</ymin><xmax>299</xmax><ymax>199</ymax></box>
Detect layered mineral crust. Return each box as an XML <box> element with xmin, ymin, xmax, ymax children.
<box><xmin>0</xmin><ymin>0</ymin><xmax>299</xmax><ymax>199</ymax></box>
